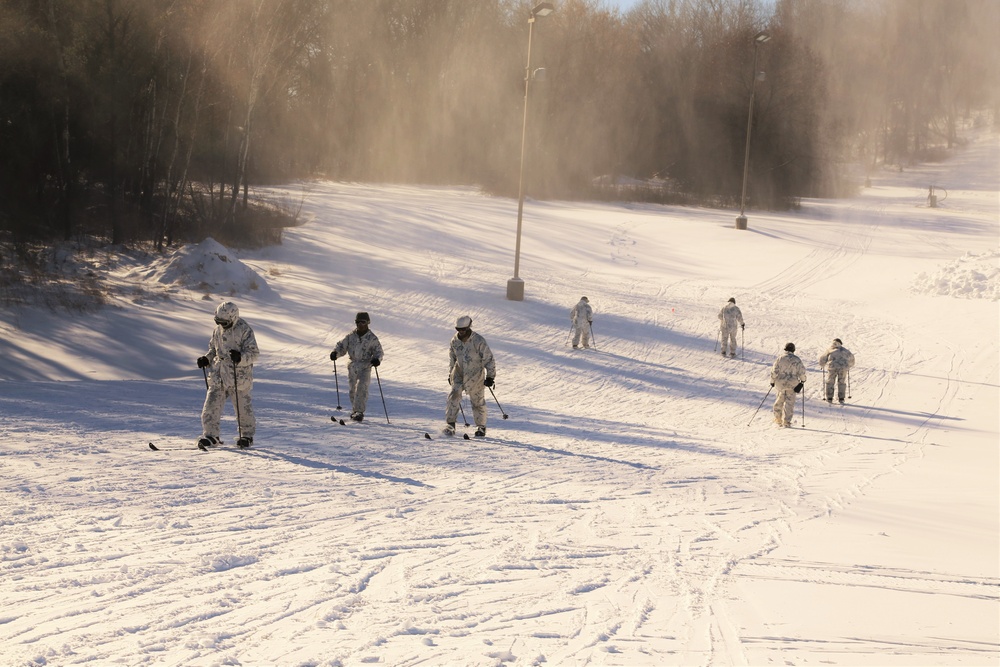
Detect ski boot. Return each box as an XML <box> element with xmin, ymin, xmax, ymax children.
<box><xmin>236</xmin><ymin>436</ymin><xmax>253</xmax><ymax>449</ymax></box>
<box><xmin>198</xmin><ymin>434</ymin><xmax>221</xmax><ymax>449</ymax></box>
<box><xmin>442</xmin><ymin>422</ymin><xmax>456</xmax><ymax>436</ymax></box>
<box><xmin>474</xmin><ymin>426</ymin><xmax>486</xmax><ymax>438</ymax></box>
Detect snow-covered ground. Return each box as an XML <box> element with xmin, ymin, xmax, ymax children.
<box><xmin>1</xmin><ymin>130</ymin><xmax>997</xmax><ymax>666</ymax></box>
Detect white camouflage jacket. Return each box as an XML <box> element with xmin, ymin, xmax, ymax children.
<box><xmin>449</xmin><ymin>331</ymin><xmax>496</xmax><ymax>383</ymax></box>
<box><xmin>718</xmin><ymin>303</ymin><xmax>744</xmax><ymax>331</ymax></box>
<box><xmin>334</xmin><ymin>329</ymin><xmax>383</xmax><ymax>368</ymax></box>
<box><xmin>206</xmin><ymin>318</ymin><xmax>259</xmax><ymax>389</ymax></box>
<box><xmin>818</xmin><ymin>342</ymin><xmax>855</xmax><ymax>371</ymax></box>
<box><xmin>571</xmin><ymin>300</ymin><xmax>593</xmax><ymax>324</ymax></box>
<box><xmin>770</xmin><ymin>351</ymin><xmax>807</xmax><ymax>387</ymax></box>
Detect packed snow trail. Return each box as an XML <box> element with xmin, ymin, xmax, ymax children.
<box><xmin>1</xmin><ymin>131</ymin><xmax>997</xmax><ymax>665</ymax></box>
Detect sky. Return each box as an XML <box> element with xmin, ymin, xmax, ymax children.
<box><xmin>0</xmin><ymin>126</ymin><xmax>997</xmax><ymax>665</ymax></box>
<box><xmin>609</xmin><ymin>0</ymin><xmax>642</xmax><ymax>11</ymax></box>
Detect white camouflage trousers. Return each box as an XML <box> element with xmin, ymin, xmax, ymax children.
<box><xmin>721</xmin><ymin>327</ymin><xmax>738</xmax><ymax>355</ymax></box>
<box><xmin>825</xmin><ymin>368</ymin><xmax>848</xmax><ymax>401</ymax></box>
<box><xmin>202</xmin><ymin>383</ymin><xmax>256</xmax><ymax>439</ymax></box>
<box><xmin>772</xmin><ymin>383</ymin><xmax>797</xmax><ymax>425</ymax></box>
<box><xmin>446</xmin><ymin>378</ymin><xmax>486</xmax><ymax>428</ymax></box>
<box><xmin>348</xmin><ymin>364</ymin><xmax>373</xmax><ymax>415</ymax></box>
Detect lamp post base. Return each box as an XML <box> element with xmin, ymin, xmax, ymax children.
<box><xmin>506</xmin><ymin>277</ymin><xmax>525</xmax><ymax>301</ymax></box>
<box><xmin>735</xmin><ymin>215</ymin><xmax>748</xmax><ymax>230</ymax></box>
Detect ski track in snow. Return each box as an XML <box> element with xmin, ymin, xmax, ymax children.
<box><xmin>2</xmin><ymin>135</ymin><xmax>999</xmax><ymax>665</ymax></box>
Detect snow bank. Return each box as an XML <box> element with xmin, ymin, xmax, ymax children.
<box><xmin>132</xmin><ymin>237</ymin><xmax>274</xmax><ymax>298</ymax></box>
<box><xmin>913</xmin><ymin>249</ymin><xmax>1000</xmax><ymax>300</ymax></box>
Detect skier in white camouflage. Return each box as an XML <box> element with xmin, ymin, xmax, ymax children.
<box><xmin>718</xmin><ymin>297</ymin><xmax>745</xmax><ymax>357</ymax></box>
<box><xmin>197</xmin><ymin>301</ymin><xmax>260</xmax><ymax>448</ymax></box>
<box><xmin>818</xmin><ymin>338</ymin><xmax>855</xmax><ymax>404</ymax></box>
<box><xmin>770</xmin><ymin>342</ymin><xmax>807</xmax><ymax>427</ymax></box>
<box><xmin>444</xmin><ymin>315</ymin><xmax>495</xmax><ymax>437</ymax></box>
<box><xmin>570</xmin><ymin>296</ymin><xmax>593</xmax><ymax>349</ymax></box>
<box><xmin>330</xmin><ymin>311</ymin><xmax>384</xmax><ymax>422</ymax></box>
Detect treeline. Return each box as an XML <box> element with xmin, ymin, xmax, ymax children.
<box><xmin>0</xmin><ymin>0</ymin><xmax>996</xmax><ymax>247</ymax></box>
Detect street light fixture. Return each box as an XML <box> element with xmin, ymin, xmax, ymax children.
<box><xmin>735</xmin><ymin>30</ymin><xmax>770</xmax><ymax>230</ymax></box>
<box><xmin>507</xmin><ymin>2</ymin><xmax>555</xmax><ymax>301</ymax></box>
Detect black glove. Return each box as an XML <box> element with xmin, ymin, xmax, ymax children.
<box><xmin>330</xmin><ymin>350</ymin><xmax>337</xmax><ymax>361</ymax></box>
<box><xmin>371</xmin><ymin>357</ymin><xmax>380</xmax><ymax>367</ymax></box>
<box><xmin>230</xmin><ymin>349</ymin><xmax>242</xmax><ymax>364</ymax></box>
<box><xmin>741</xmin><ymin>323</ymin><xmax>745</xmax><ymax>330</ymax></box>
<box><xmin>770</xmin><ymin>382</ymin><xmax>774</xmax><ymax>387</ymax></box>
<box><xmin>794</xmin><ymin>381</ymin><xmax>804</xmax><ymax>393</ymax></box>
<box><xmin>197</xmin><ymin>356</ymin><xmax>210</xmax><ymax>369</ymax></box>
<box><xmin>484</xmin><ymin>377</ymin><xmax>494</xmax><ymax>387</ymax></box>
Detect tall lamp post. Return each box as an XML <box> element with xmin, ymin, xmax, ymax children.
<box><xmin>735</xmin><ymin>30</ymin><xmax>770</xmax><ymax>230</ymax></box>
<box><xmin>507</xmin><ymin>1</ymin><xmax>555</xmax><ymax>301</ymax></box>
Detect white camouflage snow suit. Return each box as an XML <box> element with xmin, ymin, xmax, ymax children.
<box><xmin>718</xmin><ymin>301</ymin><xmax>744</xmax><ymax>356</ymax></box>
<box><xmin>333</xmin><ymin>329</ymin><xmax>384</xmax><ymax>418</ymax></box>
<box><xmin>770</xmin><ymin>349</ymin><xmax>807</xmax><ymax>426</ymax></box>
<box><xmin>447</xmin><ymin>331</ymin><xmax>496</xmax><ymax>429</ymax></box>
<box><xmin>818</xmin><ymin>340</ymin><xmax>855</xmax><ymax>402</ymax></box>
<box><xmin>201</xmin><ymin>303</ymin><xmax>260</xmax><ymax>440</ymax></box>
<box><xmin>570</xmin><ymin>298</ymin><xmax>594</xmax><ymax>348</ymax></box>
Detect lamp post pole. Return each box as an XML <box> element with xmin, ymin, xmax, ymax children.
<box><xmin>507</xmin><ymin>2</ymin><xmax>554</xmax><ymax>301</ymax></box>
<box><xmin>736</xmin><ymin>30</ymin><xmax>770</xmax><ymax>230</ymax></box>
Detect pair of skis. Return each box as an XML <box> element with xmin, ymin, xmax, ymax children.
<box><xmin>428</xmin><ymin>430</ymin><xmax>481</xmax><ymax>440</ymax></box>
<box><xmin>147</xmin><ymin>439</ymin><xmax>250</xmax><ymax>452</ymax></box>
<box><xmin>331</xmin><ymin>412</ymin><xmax>478</xmax><ymax>440</ymax></box>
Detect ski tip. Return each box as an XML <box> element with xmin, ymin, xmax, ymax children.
<box><xmin>463</xmin><ymin>433</ymin><xmax>470</xmax><ymax>440</ymax></box>
<box><xmin>424</xmin><ymin>433</ymin><xmax>431</xmax><ymax>439</ymax></box>
<box><xmin>339</xmin><ymin>419</ymin><xmax>346</xmax><ymax>425</ymax></box>
<box><xmin>148</xmin><ymin>442</ymin><xmax>158</xmax><ymax>451</ymax></box>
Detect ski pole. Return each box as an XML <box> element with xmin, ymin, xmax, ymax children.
<box><xmin>714</xmin><ymin>329</ymin><xmax>720</xmax><ymax>352</ymax></box>
<box><xmin>848</xmin><ymin>369</ymin><xmax>852</xmax><ymax>399</ymax></box>
<box><xmin>459</xmin><ymin>401</ymin><xmax>470</xmax><ymax>427</ymax></box>
<box><xmin>801</xmin><ymin>388</ymin><xmax>806</xmax><ymax>427</ymax></box>
<box><xmin>589</xmin><ymin>322</ymin><xmax>598</xmax><ymax>349</ymax></box>
<box><xmin>565</xmin><ymin>324</ymin><xmax>574</xmax><ymax>346</ymax></box>
<box><xmin>748</xmin><ymin>385</ymin><xmax>772</xmax><ymax>426</ymax></box>
<box><xmin>488</xmin><ymin>384</ymin><xmax>509</xmax><ymax>419</ymax></box>
<box><xmin>332</xmin><ymin>356</ymin><xmax>342</xmax><ymax>410</ymax></box>
<box><xmin>822</xmin><ymin>368</ymin><xmax>825</xmax><ymax>398</ymax></box>
<box><xmin>373</xmin><ymin>364</ymin><xmax>389</xmax><ymax>424</ymax></box>
<box><xmin>232</xmin><ymin>358</ymin><xmax>244</xmax><ymax>442</ymax></box>
<box><xmin>741</xmin><ymin>327</ymin><xmax>745</xmax><ymax>361</ymax></box>
<box><xmin>202</xmin><ymin>366</ymin><xmax>209</xmax><ymax>390</ymax></box>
